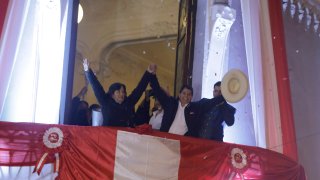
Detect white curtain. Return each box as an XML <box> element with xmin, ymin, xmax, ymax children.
<box><xmin>240</xmin><ymin>0</ymin><xmax>284</xmax><ymax>152</ymax></box>
<box><xmin>0</xmin><ymin>0</ymin><xmax>75</xmax><ymax>179</ymax></box>
<box><xmin>0</xmin><ymin>0</ymin><xmax>29</xmax><ymax>121</ymax></box>
<box><xmin>259</xmin><ymin>0</ymin><xmax>284</xmax><ymax>153</ymax></box>
<box><xmin>0</xmin><ymin>0</ymin><xmax>70</xmax><ymax>124</ymax></box>
<box><xmin>240</xmin><ymin>0</ymin><xmax>267</xmax><ymax>148</ymax></box>
<box><xmin>0</xmin><ymin>165</ymin><xmax>55</xmax><ymax>180</ymax></box>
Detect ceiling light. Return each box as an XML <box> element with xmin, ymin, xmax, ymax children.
<box><xmin>78</xmin><ymin>4</ymin><xmax>83</xmax><ymax>23</ymax></box>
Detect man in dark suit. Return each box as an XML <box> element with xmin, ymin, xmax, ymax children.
<box><xmin>198</xmin><ymin>81</ymin><xmax>236</xmax><ymax>141</ymax></box>
<box><xmin>149</xmin><ymin>64</ymin><xmax>226</xmax><ymax>137</ymax></box>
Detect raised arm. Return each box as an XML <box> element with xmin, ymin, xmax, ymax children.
<box><xmin>221</xmin><ymin>103</ymin><xmax>236</xmax><ymax>126</ymax></box>
<box><xmin>149</xmin><ymin>74</ymin><xmax>171</xmax><ymax>108</ymax></box>
<box><xmin>126</xmin><ymin>65</ymin><xmax>154</xmax><ymax>106</ymax></box>
<box><xmin>83</xmin><ymin>58</ymin><xmax>106</xmax><ymax>105</ymax></box>
<box><xmin>75</xmin><ymin>86</ymin><xmax>88</xmax><ymax>100</ymax></box>
<box><xmin>134</xmin><ymin>90</ymin><xmax>152</xmax><ymax>125</ymax></box>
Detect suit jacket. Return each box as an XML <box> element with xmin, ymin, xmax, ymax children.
<box><xmin>150</xmin><ymin>74</ymin><xmax>225</xmax><ymax>137</ymax></box>
<box><xmin>134</xmin><ymin>97</ymin><xmax>151</xmax><ymax>126</ymax></box>
<box><xmin>85</xmin><ymin>69</ymin><xmax>152</xmax><ymax>127</ymax></box>
<box><xmin>198</xmin><ymin>102</ymin><xmax>236</xmax><ymax>141</ymax></box>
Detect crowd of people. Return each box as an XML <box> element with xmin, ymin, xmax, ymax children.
<box><xmin>67</xmin><ymin>58</ymin><xmax>236</xmax><ymax>142</ymax></box>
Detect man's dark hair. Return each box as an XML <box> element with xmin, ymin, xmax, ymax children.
<box><xmin>214</xmin><ymin>81</ymin><xmax>221</xmax><ymax>88</ymax></box>
<box><xmin>179</xmin><ymin>85</ymin><xmax>193</xmax><ymax>95</ymax></box>
<box><xmin>89</xmin><ymin>104</ymin><xmax>101</xmax><ymax>111</ymax></box>
<box><xmin>79</xmin><ymin>100</ymin><xmax>89</xmax><ymax>108</ymax></box>
<box><xmin>107</xmin><ymin>82</ymin><xmax>127</xmax><ymax>95</ymax></box>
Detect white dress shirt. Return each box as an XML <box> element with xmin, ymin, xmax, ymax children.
<box><xmin>168</xmin><ymin>102</ymin><xmax>188</xmax><ymax>135</ymax></box>
<box><xmin>149</xmin><ymin>110</ymin><xmax>164</xmax><ymax>130</ymax></box>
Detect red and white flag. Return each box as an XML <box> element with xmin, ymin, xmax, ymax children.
<box><xmin>0</xmin><ymin>122</ymin><xmax>306</xmax><ymax>179</ymax></box>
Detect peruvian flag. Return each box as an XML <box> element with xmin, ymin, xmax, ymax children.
<box><xmin>0</xmin><ymin>122</ymin><xmax>305</xmax><ymax>179</ymax></box>
<box><xmin>56</xmin><ymin>126</ymin><xmax>304</xmax><ymax>179</ymax></box>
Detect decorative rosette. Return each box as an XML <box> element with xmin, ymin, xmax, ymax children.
<box><xmin>231</xmin><ymin>147</ymin><xmax>248</xmax><ymax>170</ymax></box>
<box><xmin>43</xmin><ymin>127</ymin><xmax>64</xmax><ymax>150</ymax></box>
<box><xmin>34</xmin><ymin>127</ymin><xmax>68</xmax><ymax>175</ymax></box>
<box><xmin>228</xmin><ymin>147</ymin><xmax>250</xmax><ymax>179</ymax></box>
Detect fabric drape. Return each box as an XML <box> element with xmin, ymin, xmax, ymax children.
<box><xmin>0</xmin><ymin>0</ymin><xmax>9</xmax><ymax>37</ymax></box>
<box><xmin>0</xmin><ymin>122</ymin><xmax>305</xmax><ymax>179</ymax></box>
<box><xmin>268</xmin><ymin>0</ymin><xmax>298</xmax><ymax>161</ymax></box>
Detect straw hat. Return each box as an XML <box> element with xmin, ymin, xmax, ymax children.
<box><xmin>221</xmin><ymin>69</ymin><xmax>248</xmax><ymax>103</ymax></box>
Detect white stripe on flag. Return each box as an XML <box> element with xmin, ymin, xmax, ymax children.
<box><xmin>114</xmin><ymin>131</ymin><xmax>180</xmax><ymax>180</ymax></box>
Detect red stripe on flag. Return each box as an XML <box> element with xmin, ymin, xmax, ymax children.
<box><xmin>179</xmin><ymin>137</ymin><xmax>231</xmax><ymax>179</ymax></box>
<box><xmin>58</xmin><ymin>126</ymin><xmax>118</xmax><ymax>179</ymax></box>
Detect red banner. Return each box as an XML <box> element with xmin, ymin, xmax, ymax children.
<box><xmin>0</xmin><ymin>122</ymin><xmax>305</xmax><ymax>179</ymax></box>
